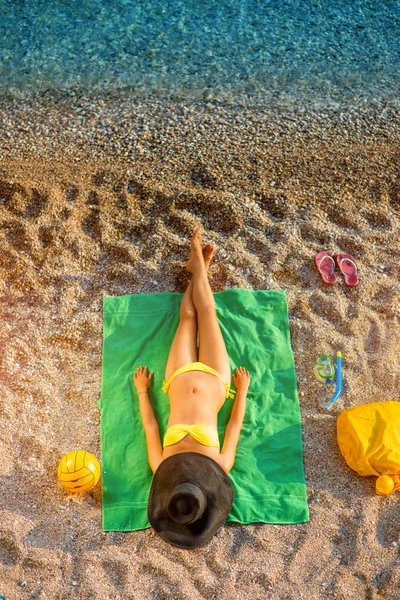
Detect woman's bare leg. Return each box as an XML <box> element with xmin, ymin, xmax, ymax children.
<box><xmin>164</xmin><ymin>244</ymin><xmax>214</xmax><ymax>381</ymax></box>
<box><xmin>186</xmin><ymin>231</ymin><xmax>231</xmax><ymax>383</ymax></box>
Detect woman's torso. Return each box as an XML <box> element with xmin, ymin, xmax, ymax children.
<box><xmin>162</xmin><ymin>370</ymin><xmax>227</xmax><ymax>460</ymax></box>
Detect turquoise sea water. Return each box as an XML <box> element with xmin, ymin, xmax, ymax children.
<box><xmin>0</xmin><ymin>0</ymin><xmax>399</xmax><ymax>106</ymax></box>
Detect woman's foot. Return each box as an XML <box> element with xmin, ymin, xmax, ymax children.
<box><xmin>186</xmin><ymin>231</ymin><xmax>205</xmax><ymax>273</ymax></box>
<box><xmin>202</xmin><ymin>243</ymin><xmax>215</xmax><ymax>270</ymax></box>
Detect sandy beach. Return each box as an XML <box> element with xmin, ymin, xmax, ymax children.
<box><xmin>1</xmin><ymin>93</ymin><xmax>400</xmax><ymax>599</ymax></box>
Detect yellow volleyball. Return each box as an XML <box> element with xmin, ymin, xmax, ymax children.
<box><xmin>57</xmin><ymin>450</ymin><xmax>101</xmax><ymax>492</ymax></box>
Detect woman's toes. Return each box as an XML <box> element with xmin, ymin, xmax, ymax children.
<box><xmin>202</xmin><ymin>243</ymin><xmax>215</xmax><ymax>267</ymax></box>
<box><xmin>191</xmin><ymin>230</ymin><xmax>202</xmax><ymax>247</ymax></box>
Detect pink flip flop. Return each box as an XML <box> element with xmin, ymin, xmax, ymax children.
<box><xmin>315</xmin><ymin>251</ymin><xmax>337</xmax><ymax>285</ymax></box>
<box><xmin>336</xmin><ymin>253</ymin><xmax>359</xmax><ymax>286</ymax></box>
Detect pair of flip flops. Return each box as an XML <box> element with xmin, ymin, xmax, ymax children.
<box><xmin>315</xmin><ymin>251</ymin><xmax>359</xmax><ymax>286</ymax></box>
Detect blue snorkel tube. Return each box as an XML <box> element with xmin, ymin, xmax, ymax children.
<box><xmin>323</xmin><ymin>352</ymin><xmax>342</xmax><ymax>411</ymax></box>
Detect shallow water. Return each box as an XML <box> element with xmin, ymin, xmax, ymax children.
<box><xmin>0</xmin><ymin>0</ymin><xmax>399</xmax><ymax>106</ymax></box>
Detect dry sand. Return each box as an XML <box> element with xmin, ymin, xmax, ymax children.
<box><xmin>1</xmin><ymin>93</ymin><xmax>400</xmax><ymax>599</ymax></box>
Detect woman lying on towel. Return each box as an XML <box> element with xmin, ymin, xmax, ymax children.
<box><xmin>133</xmin><ymin>230</ymin><xmax>250</xmax><ymax>548</ymax></box>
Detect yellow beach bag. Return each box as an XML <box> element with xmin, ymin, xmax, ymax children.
<box><xmin>337</xmin><ymin>401</ymin><xmax>400</xmax><ymax>495</ymax></box>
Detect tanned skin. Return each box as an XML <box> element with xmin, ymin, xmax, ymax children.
<box><xmin>133</xmin><ymin>231</ymin><xmax>250</xmax><ymax>474</ymax></box>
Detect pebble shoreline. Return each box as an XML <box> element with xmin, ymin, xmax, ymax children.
<box><xmin>1</xmin><ymin>91</ymin><xmax>400</xmax><ymax>165</ymax></box>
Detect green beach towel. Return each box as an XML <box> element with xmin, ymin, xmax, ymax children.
<box><xmin>99</xmin><ymin>289</ymin><xmax>309</xmax><ymax>531</ymax></box>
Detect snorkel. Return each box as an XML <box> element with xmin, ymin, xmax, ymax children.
<box><xmin>324</xmin><ymin>352</ymin><xmax>342</xmax><ymax>411</ymax></box>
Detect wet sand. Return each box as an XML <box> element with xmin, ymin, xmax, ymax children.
<box><xmin>1</xmin><ymin>93</ymin><xmax>400</xmax><ymax>599</ymax></box>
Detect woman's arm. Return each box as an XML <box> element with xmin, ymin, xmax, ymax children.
<box><xmin>133</xmin><ymin>366</ymin><xmax>163</xmax><ymax>473</ymax></box>
<box><xmin>218</xmin><ymin>367</ymin><xmax>250</xmax><ymax>473</ymax></box>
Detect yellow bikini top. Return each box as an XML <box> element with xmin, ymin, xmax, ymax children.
<box><xmin>162</xmin><ymin>361</ymin><xmax>235</xmax><ymax>399</ymax></box>
<box><xmin>164</xmin><ymin>423</ymin><xmax>220</xmax><ymax>449</ymax></box>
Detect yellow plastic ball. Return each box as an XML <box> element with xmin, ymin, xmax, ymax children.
<box><xmin>376</xmin><ymin>475</ymin><xmax>394</xmax><ymax>495</ymax></box>
<box><xmin>58</xmin><ymin>450</ymin><xmax>101</xmax><ymax>492</ymax></box>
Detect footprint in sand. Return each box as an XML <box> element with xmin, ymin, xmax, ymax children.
<box><xmin>39</xmin><ymin>224</ymin><xmax>62</xmax><ymax>249</ymax></box>
<box><xmin>24</xmin><ymin>188</ymin><xmax>49</xmax><ymax>220</ymax></box>
<box><xmin>299</xmin><ymin>222</ymin><xmax>333</xmax><ymax>247</ymax></box>
<box><xmin>204</xmin><ymin>551</ymin><xmax>231</xmax><ymax>579</ymax></box>
<box><xmin>241</xmin><ymin>572</ymin><xmax>273</xmax><ymax>595</ymax></box>
<box><xmin>388</xmin><ymin>180</ymin><xmax>400</xmax><ymax>211</ymax></box>
<box><xmin>371</xmin><ymin>286</ymin><xmax>397</xmax><ymax>317</ymax></box>
<box><xmin>0</xmin><ymin>179</ymin><xmax>29</xmax><ymax>214</ymax></box>
<box><xmin>112</xmin><ymin>179</ymin><xmax>125</xmax><ymax>193</ymax></box>
<box><xmin>376</xmin><ymin>505</ymin><xmax>400</xmax><ymax>548</ymax></box>
<box><xmin>243</xmin><ymin>231</ymin><xmax>275</xmax><ymax>266</ymax></box>
<box><xmin>175</xmin><ymin>193</ymin><xmax>243</xmax><ymax>233</ymax></box>
<box><xmin>126</xmin><ymin>178</ymin><xmax>148</xmax><ymax>198</ymax></box>
<box><xmin>309</xmin><ymin>292</ymin><xmax>346</xmax><ymax>328</ymax></box>
<box><xmin>0</xmin><ymin>180</ymin><xmax>49</xmax><ymax>220</ymax></box>
<box><xmin>169</xmin><ymin>263</ymin><xmax>190</xmax><ymax>293</ymax></box>
<box><xmin>230</xmin><ymin>526</ymin><xmax>258</xmax><ymax>557</ymax></box>
<box><xmin>87</xmin><ymin>190</ymin><xmax>100</xmax><ymax>206</ymax></box>
<box><xmin>140</xmin><ymin>558</ymin><xmax>182</xmax><ymax>597</ymax></box>
<box><xmin>373</xmin><ymin>565</ymin><xmax>394</xmax><ymax>595</ymax></box>
<box><xmin>65</xmin><ymin>184</ymin><xmax>79</xmax><ymax>203</ymax></box>
<box><xmin>91</xmin><ymin>169</ymin><xmax>109</xmax><ymax>186</ymax></box>
<box><xmin>336</xmin><ymin>233</ymin><xmax>365</xmax><ymax>259</ymax></box>
<box><xmin>102</xmin><ymin>558</ymin><xmax>128</xmax><ymax>588</ymax></box>
<box><xmin>4</xmin><ymin>219</ymin><xmax>32</xmax><ymax>253</ymax></box>
<box><xmin>256</xmin><ymin>192</ymin><xmax>290</xmax><ymax>221</ymax></box>
<box><xmin>326</xmin><ymin>203</ymin><xmax>358</xmax><ymax>230</ymax></box>
<box><xmin>115</xmin><ymin>192</ymin><xmax>128</xmax><ymax>212</ymax></box>
<box><xmin>100</xmin><ymin>243</ymin><xmax>138</xmax><ymax>267</ymax></box>
<box><xmin>193</xmin><ymin>576</ymin><xmax>219</xmax><ymax>599</ymax></box>
<box><xmin>152</xmin><ymin>190</ymin><xmax>174</xmax><ymax>213</ymax></box>
<box><xmin>91</xmin><ymin>171</ymin><xmax>129</xmax><ymax>217</ymax></box>
<box><xmin>347</xmin><ymin>303</ymin><xmax>359</xmax><ymax>320</ymax></box>
<box><xmin>265</xmin><ymin>224</ymin><xmax>289</xmax><ymax>244</ymax></box>
<box><xmin>91</xmin><ymin>169</ymin><xmax>123</xmax><ymax>189</ymax></box>
<box><xmin>364</xmin><ymin>320</ymin><xmax>382</xmax><ymax>354</ymax></box>
<box><xmin>165</xmin><ymin>211</ymin><xmax>200</xmax><ymax>238</ymax></box>
<box><xmin>190</xmin><ymin>164</ymin><xmax>218</xmax><ymax>189</ymax></box>
<box><xmin>333</xmin><ymin>514</ymin><xmax>361</xmax><ymax>566</ymax></box>
<box><xmin>82</xmin><ymin>207</ymin><xmax>102</xmax><ymax>241</ymax></box>
<box><xmin>364</xmin><ymin>209</ymin><xmax>392</xmax><ymax>231</ymax></box>
<box><xmin>0</xmin><ymin>533</ymin><xmax>22</xmax><ymax>566</ymax></box>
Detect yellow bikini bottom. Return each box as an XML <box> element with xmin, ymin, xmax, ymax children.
<box><xmin>162</xmin><ymin>361</ymin><xmax>235</xmax><ymax>399</ymax></box>
<box><xmin>164</xmin><ymin>423</ymin><xmax>220</xmax><ymax>449</ymax></box>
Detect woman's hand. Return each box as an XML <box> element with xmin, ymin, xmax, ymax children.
<box><xmin>133</xmin><ymin>366</ymin><xmax>154</xmax><ymax>394</ymax></box>
<box><xmin>233</xmin><ymin>367</ymin><xmax>250</xmax><ymax>392</ymax></box>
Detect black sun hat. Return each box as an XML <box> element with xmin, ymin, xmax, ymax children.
<box><xmin>148</xmin><ymin>452</ymin><xmax>234</xmax><ymax>549</ymax></box>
